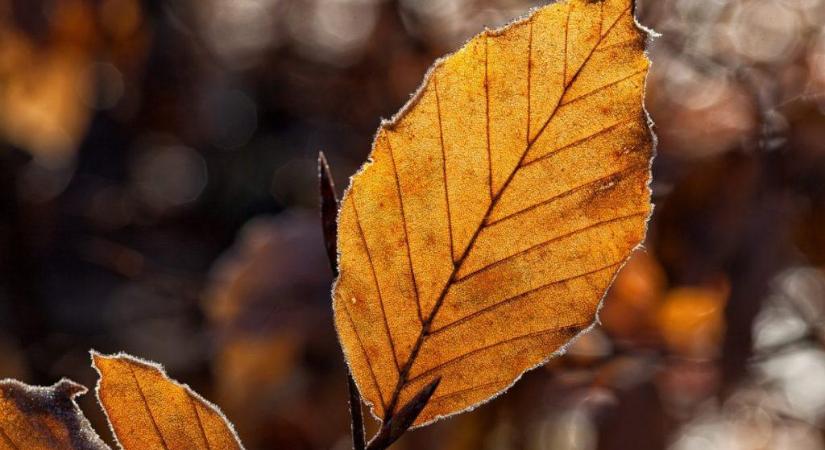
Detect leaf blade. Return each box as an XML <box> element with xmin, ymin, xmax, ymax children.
<box><xmin>335</xmin><ymin>0</ymin><xmax>653</xmax><ymax>427</ymax></box>
<box><xmin>0</xmin><ymin>378</ymin><xmax>109</xmax><ymax>450</ymax></box>
<box><xmin>91</xmin><ymin>352</ymin><xmax>243</xmax><ymax>450</ymax></box>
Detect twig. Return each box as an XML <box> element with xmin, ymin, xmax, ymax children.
<box><xmin>346</xmin><ymin>374</ymin><xmax>367</xmax><ymax>450</ymax></box>
<box><xmin>319</xmin><ymin>152</ymin><xmax>366</xmax><ymax>450</ymax></box>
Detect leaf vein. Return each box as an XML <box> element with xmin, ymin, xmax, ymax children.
<box><xmin>0</xmin><ymin>424</ymin><xmax>19</xmax><ymax>450</ymax></box>
<box><xmin>455</xmin><ymin>211</ymin><xmax>647</xmax><ymax>283</ymax></box>
<box><xmin>189</xmin><ymin>395</ymin><xmax>212</xmax><ymax>450</ymax></box>
<box><xmin>428</xmin><ymin>379</ymin><xmax>509</xmax><ymax>404</ymax></box>
<box><xmin>342</xmin><ymin>300</ymin><xmax>387</xmax><ymax>410</ymax></box>
<box><xmin>595</xmin><ymin>37</ymin><xmax>638</xmax><ymax>53</ymax></box>
<box><xmin>485</xmin><ymin>34</ymin><xmax>492</xmax><ymax>200</ymax></box>
<box><xmin>342</xmin><ymin>301</ymin><xmax>387</xmax><ymax>410</ymax></box>
<box><xmin>431</xmin><ymin>261</ymin><xmax>623</xmax><ymax>336</ymax></box>
<box><xmin>408</xmin><ymin>321</ymin><xmax>588</xmax><ymax>384</ymax></box>
<box><xmin>563</xmin><ymin>4</ymin><xmax>570</xmax><ymax>85</ymax></box>
<box><xmin>386</xmin><ymin>134</ymin><xmax>424</xmax><ymax>324</ymax></box>
<box><xmin>519</xmin><ymin>117</ymin><xmax>637</xmax><ymax>171</ymax></box>
<box><xmin>527</xmin><ymin>21</ymin><xmax>533</xmax><ymax>145</ymax></box>
<box><xmin>127</xmin><ymin>365</ymin><xmax>171</xmax><ymax>450</ymax></box>
<box><xmin>560</xmin><ymin>67</ymin><xmax>646</xmax><ymax>107</ymax></box>
<box><xmin>487</xmin><ymin>160</ymin><xmax>645</xmax><ymax>228</ymax></box>
<box><xmin>352</xmin><ymin>197</ymin><xmax>402</xmax><ymax>373</ymax></box>
<box><xmin>434</xmin><ymin>74</ymin><xmax>456</xmax><ymax>262</ymax></box>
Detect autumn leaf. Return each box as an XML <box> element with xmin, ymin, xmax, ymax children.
<box><xmin>0</xmin><ymin>378</ymin><xmax>109</xmax><ymax>450</ymax></box>
<box><xmin>333</xmin><ymin>0</ymin><xmax>653</xmax><ymax>428</ymax></box>
<box><xmin>92</xmin><ymin>352</ymin><xmax>244</xmax><ymax>450</ymax></box>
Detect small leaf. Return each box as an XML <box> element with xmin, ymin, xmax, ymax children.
<box><xmin>334</xmin><ymin>0</ymin><xmax>653</xmax><ymax>427</ymax></box>
<box><xmin>0</xmin><ymin>378</ymin><xmax>109</xmax><ymax>450</ymax></box>
<box><xmin>91</xmin><ymin>352</ymin><xmax>243</xmax><ymax>450</ymax></box>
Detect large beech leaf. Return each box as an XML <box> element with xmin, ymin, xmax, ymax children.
<box><xmin>333</xmin><ymin>0</ymin><xmax>653</xmax><ymax>427</ymax></box>
<box><xmin>0</xmin><ymin>379</ymin><xmax>109</xmax><ymax>450</ymax></box>
<box><xmin>92</xmin><ymin>352</ymin><xmax>243</xmax><ymax>450</ymax></box>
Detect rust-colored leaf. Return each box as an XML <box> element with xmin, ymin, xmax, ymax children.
<box><xmin>0</xmin><ymin>378</ymin><xmax>109</xmax><ymax>450</ymax></box>
<box><xmin>91</xmin><ymin>352</ymin><xmax>243</xmax><ymax>450</ymax></box>
<box><xmin>333</xmin><ymin>0</ymin><xmax>653</xmax><ymax>426</ymax></box>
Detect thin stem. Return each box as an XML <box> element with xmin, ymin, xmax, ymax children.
<box><xmin>319</xmin><ymin>152</ymin><xmax>366</xmax><ymax>450</ymax></box>
<box><xmin>347</xmin><ymin>374</ymin><xmax>367</xmax><ymax>450</ymax></box>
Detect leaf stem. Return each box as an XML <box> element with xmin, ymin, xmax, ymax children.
<box><xmin>366</xmin><ymin>377</ymin><xmax>441</xmax><ymax>450</ymax></box>
<box><xmin>347</xmin><ymin>374</ymin><xmax>367</xmax><ymax>450</ymax></box>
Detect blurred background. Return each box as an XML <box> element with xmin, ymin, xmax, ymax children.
<box><xmin>1</xmin><ymin>0</ymin><xmax>825</xmax><ymax>448</ymax></box>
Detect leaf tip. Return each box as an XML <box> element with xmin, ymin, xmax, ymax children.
<box><xmin>318</xmin><ymin>150</ymin><xmax>329</xmax><ymax>173</ymax></box>
<box><xmin>89</xmin><ymin>348</ymin><xmax>104</xmax><ymax>365</ymax></box>
<box><xmin>54</xmin><ymin>377</ymin><xmax>88</xmax><ymax>398</ymax></box>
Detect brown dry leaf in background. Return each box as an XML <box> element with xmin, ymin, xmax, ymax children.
<box><xmin>0</xmin><ymin>378</ymin><xmax>109</xmax><ymax>450</ymax></box>
<box><xmin>334</xmin><ymin>0</ymin><xmax>653</xmax><ymax>427</ymax></box>
<box><xmin>203</xmin><ymin>213</ymin><xmax>341</xmax><ymax>449</ymax></box>
<box><xmin>0</xmin><ymin>0</ymin><xmax>95</xmax><ymax>167</ymax></box>
<box><xmin>92</xmin><ymin>352</ymin><xmax>243</xmax><ymax>450</ymax></box>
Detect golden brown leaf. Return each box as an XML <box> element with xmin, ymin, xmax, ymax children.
<box><xmin>0</xmin><ymin>378</ymin><xmax>109</xmax><ymax>450</ymax></box>
<box><xmin>333</xmin><ymin>0</ymin><xmax>653</xmax><ymax>426</ymax></box>
<box><xmin>91</xmin><ymin>352</ymin><xmax>243</xmax><ymax>450</ymax></box>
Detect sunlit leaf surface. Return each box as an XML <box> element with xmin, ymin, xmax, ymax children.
<box><xmin>92</xmin><ymin>352</ymin><xmax>243</xmax><ymax>450</ymax></box>
<box><xmin>333</xmin><ymin>0</ymin><xmax>653</xmax><ymax>426</ymax></box>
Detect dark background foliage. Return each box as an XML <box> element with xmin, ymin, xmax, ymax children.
<box><xmin>2</xmin><ymin>0</ymin><xmax>825</xmax><ymax>448</ymax></box>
